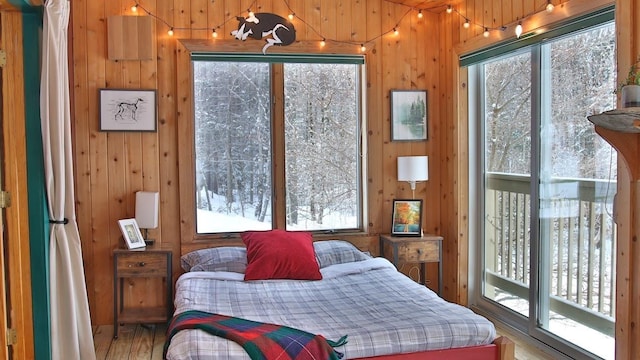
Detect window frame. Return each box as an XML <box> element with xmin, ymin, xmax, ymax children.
<box><xmin>177</xmin><ymin>40</ymin><xmax>368</xmax><ymax>247</ymax></box>
<box><xmin>467</xmin><ymin>16</ymin><xmax>616</xmax><ymax>360</ymax></box>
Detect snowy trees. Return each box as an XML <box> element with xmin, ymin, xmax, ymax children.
<box><xmin>193</xmin><ymin>60</ymin><xmax>360</xmax><ymax>233</ymax></box>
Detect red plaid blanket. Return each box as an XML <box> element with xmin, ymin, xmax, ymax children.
<box><xmin>163</xmin><ymin>310</ymin><xmax>347</xmax><ymax>360</ymax></box>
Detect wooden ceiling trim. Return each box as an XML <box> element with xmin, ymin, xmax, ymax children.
<box><xmin>383</xmin><ymin>0</ymin><xmax>465</xmax><ymax>12</ymax></box>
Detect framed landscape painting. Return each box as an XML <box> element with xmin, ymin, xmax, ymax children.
<box><xmin>391</xmin><ymin>199</ymin><xmax>423</xmax><ymax>236</ymax></box>
<box><xmin>390</xmin><ymin>90</ymin><xmax>428</xmax><ymax>141</ymax></box>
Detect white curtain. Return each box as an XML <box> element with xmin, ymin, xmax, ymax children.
<box><xmin>41</xmin><ymin>0</ymin><xmax>96</xmax><ymax>359</ymax></box>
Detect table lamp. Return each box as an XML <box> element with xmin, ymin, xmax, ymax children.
<box><xmin>397</xmin><ymin>156</ymin><xmax>429</xmax><ymax>199</ymax></box>
<box><xmin>135</xmin><ymin>191</ymin><xmax>159</xmax><ymax>246</ymax></box>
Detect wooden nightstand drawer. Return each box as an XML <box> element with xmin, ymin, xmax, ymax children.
<box><xmin>116</xmin><ymin>253</ymin><xmax>167</xmax><ymax>276</ymax></box>
<box><xmin>397</xmin><ymin>241</ymin><xmax>440</xmax><ymax>263</ymax></box>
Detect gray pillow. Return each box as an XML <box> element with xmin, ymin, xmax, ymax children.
<box><xmin>181</xmin><ymin>246</ymin><xmax>247</xmax><ymax>273</ymax></box>
<box><xmin>313</xmin><ymin>240</ymin><xmax>371</xmax><ymax>268</ymax></box>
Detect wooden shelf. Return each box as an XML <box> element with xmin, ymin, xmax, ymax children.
<box><xmin>587</xmin><ymin>108</ymin><xmax>640</xmax><ymax>133</ymax></box>
<box><xmin>118</xmin><ymin>306</ymin><xmax>168</xmax><ymax>324</ymax></box>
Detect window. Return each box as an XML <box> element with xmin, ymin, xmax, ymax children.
<box><xmin>468</xmin><ymin>9</ymin><xmax>616</xmax><ymax>359</ymax></box>
<box><xmin>192</xmin><ymin>56</ymin><xmax>364</xmax><ymax>234</ymax></box>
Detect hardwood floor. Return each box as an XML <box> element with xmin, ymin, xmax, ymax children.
<box><xmin>94</xmin><ymin>324</ymin><xmax>166</xmax><ymax>360</ymax></box>
<box><xmin>94</xmin><ymin>322</ymin><xmax>556</xmax><ymax>360</ymax></box>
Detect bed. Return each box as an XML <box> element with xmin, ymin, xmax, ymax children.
<box><xmin>165</xmin><ymin>232</ymin><xmax>514</xmax><ymax>360</ymax></box>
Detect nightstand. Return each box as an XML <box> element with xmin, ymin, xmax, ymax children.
<box><xmin>113</xmin><ymin>248</ymin><xmax>172</xmax><ymax>339</ymax></box>
<box><xmin>380</xmin><ymin>234</ymin><xmax>443</xmax><ymax>295</ymax></box>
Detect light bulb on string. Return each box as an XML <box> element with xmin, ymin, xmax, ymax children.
<box><xmin>515</xmin><ymin>22</ymin><xmax>523</xmax><ymax>38</ymax></box>
<box><xmin>446</xmin><ymin>5</ymin><xmax>453</xmax><ymax>14</ymax></box>
<box><xmin>546</xmin><ymin>1</ymin><xmax>554</xmax><ymax>12</ymax></box>
<box><xmin>360</xmin><ymin>44</ymin><xmax>366</xmax><ymax>52</ymax></box>
<box><xmin>463</xmin><ymin>19</ymin><xmax>470</xmax><ymax>29</ymax></box>
<box><xmin>131</xmin><ymin>4</ymin><xmax>138</xmax><ymax>12</ymax></box>
<box><xmin>393</xmin><ymin>27</ymin><xmax>399</xmax><ymax>36</ymax></box>
<box><xmin>288</xmin><ymin>13</ymin><xmax>295</xmax><ymax>20</ymax></box>
<box><xmin>248</xmin><ymin>9</ymin><xmax>254</xmax><ymax>17</ymax></box>
<box><xmin>167</xmin><ymin>27</ymin><xmax>174</xmax><ymax>36</ymax></box>
<box><xmin>212</xmin><ymin>29</ymin><xmax>218</xmax><ymax>38</ymax></box>
<box><xmin>483</xmin><ymin>28</ymin><xmax>490</xmax><ymax>38</ymax></box>
<box><xmin>320</xmin><ymin>38</ymin><xmax>326</xmax><ymax>47</ymax></box>
<box><xmin>417</xmin><ymin>10</ymin><xmax>423</xmax><ymax>19</ymax></box>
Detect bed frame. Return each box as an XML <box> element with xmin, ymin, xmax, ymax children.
<box><xmin>355</xmin><ymin>336</ymin><xmax>515</xmax><ymax>360</ymax></box>
<box><xmin>177</xmin><ymin>241</ymin><xmax>516</xmax><ymax>360</ymax></box>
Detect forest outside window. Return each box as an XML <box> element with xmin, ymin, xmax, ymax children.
<box><xmin>192</xmin><ymin>55</ymin><xmax>364</xmax><ymax>234</ymax></box>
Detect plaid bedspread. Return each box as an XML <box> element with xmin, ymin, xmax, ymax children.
<box><xmin>165</xmin><ymin>258</ymin><xmax>496</xmax><ymax>359</ymax></box>
<box><xmin>163</xmin><ymin>310</ymin><xmax>347</xmax><ymax>360</ymax></box>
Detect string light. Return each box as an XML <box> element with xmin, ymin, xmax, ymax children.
<box><xmin>393</xmin><ymin>27</ymin><xmax>399</xmax><ymax>36</ymax></box>
<box><xmin>515</xmin><ymin>22</ymin><xmax>523</xmax><ymax>38</ymax></box>
<box><xmin>546</xmin><ymin>1</ymin><xmax>555</xmax><ymax>12</ymax></box>
<box><xmin>125</xmin><ymin>0</ymin><xmax>556</xmax><ymax>47</ymax></box>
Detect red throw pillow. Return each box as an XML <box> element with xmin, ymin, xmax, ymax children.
<box><xmin>242</xmin><ymin>230</ymin><xmax>322</xmax><ymax>281</ymax></box>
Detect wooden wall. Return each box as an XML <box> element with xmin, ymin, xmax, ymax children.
<box><xmin>71</xmin><ymin>0</ymin><xmax>442</xmax><ymax>326</ymax></box>
<box><xmin>609</xmin><ymin>0</ymin><xmax>639</xmax><ymax>357</ymax></box>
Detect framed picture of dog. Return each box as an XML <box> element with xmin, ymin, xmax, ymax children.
<box><xmin>99</xmin><ymin>88</ymin><xmax>157</xmax><ymax>132</ymax></box>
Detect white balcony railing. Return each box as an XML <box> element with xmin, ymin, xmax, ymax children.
<box><xmin>485</xmin><ymin>173</ymin><xmax>616</xmax><ymax>336</ymax></box>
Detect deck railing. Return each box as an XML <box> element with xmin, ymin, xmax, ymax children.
<box><xmin>485</xmin><ymin>173</ymin><xmax>616</xmax><ymax>336</ymax></box>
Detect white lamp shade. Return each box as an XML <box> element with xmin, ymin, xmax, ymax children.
<box><xmin>397</xmin><ymin>156</ymin><xmax>429</xmax><ymax>182</ymax></box>
<box><xmin>135</xmin><ymin>191</ymin><xmax>159</xmax><ymax>229</ymax></box>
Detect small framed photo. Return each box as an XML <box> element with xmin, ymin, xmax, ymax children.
<box><xmin>99</xmin><ymin>89</ymin><xmax>157</xmax><ymax>131</ymax></box>
<box><xmin>118</xmin><ymin>218</ymin><xmax>146</xmax><ymax>249</ymax></box>
<box><xmin>390</xmin><ymin>90</ymin><xmax>428</xmax><ymax>141</ymax></box>
<box><xmin>391</xmin><ymin>199</ymin><xmax>423</xmax><ymax>236</ymax></box>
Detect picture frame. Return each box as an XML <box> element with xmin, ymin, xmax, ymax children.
<box><xmin>99</xmin><ymin>88</ymin><xmax>157</xmax><ymax>131</ymax></box>
<box><xmin>391</xmin><ymin>199</ymin><xmax>423</xmax><ymax>236</ymax></box>
<box><xmin>390</xmin><ymin>90</ymin><xmax>428</xmax><ymax>141</ymax></box>
<box><xmin>118</xmin><ymin>218</ymin><xmax>147</xmax><ymax>249</ymax></box>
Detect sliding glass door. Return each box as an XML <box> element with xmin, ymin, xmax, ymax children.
<box><xmin>472</xmin><ymin>18</ymin><xmax>616</xmax><ymax>359</ymax></box>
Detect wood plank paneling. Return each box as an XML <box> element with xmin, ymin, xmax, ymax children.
<box><xmin>73</xmin><ymin>0</ymin><xmax>444</xmax><ymax>325</ymax></box>
<box><xmin>612</xmin><ymin>0</ymin><xmax>638</xmax><ymax>358</ymax></box>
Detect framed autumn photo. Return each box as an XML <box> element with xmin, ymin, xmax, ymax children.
<box><xmin>391</xmin><ymin>199</ymin><xmax>423</xmax><ymax>236</ymax></box>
